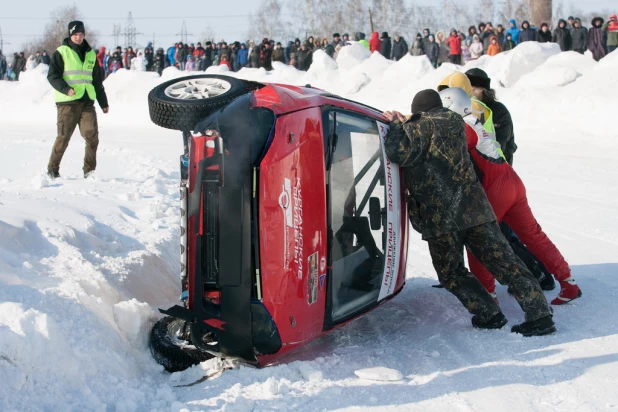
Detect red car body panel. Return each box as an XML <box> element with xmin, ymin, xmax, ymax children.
<box><xmin>258</xmin><ymin>108</ymin><xmax>328</xmax><ymax>355</ymax></box>
<box><xmin>181</xmin><ymin>82</ymin><xmax>408</xmax><ymax>366</ymax></box>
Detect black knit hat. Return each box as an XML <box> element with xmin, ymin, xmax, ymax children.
<box><xmin>465</xmin><ymin>68</ymin><xmax>491</xmax><ymax>90</ymax></box>
<box><xmin>411</xmin><ymin>89</ymin><xmax>443</xmax><ymax>113</ymax></box>
<box><xmin>68</xmin><ymin>21</ymin><xmax>85</xmax><ymax>36</ymax></box>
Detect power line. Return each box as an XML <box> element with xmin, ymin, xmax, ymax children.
<box><xmin>0</xmin><ymin>14</ymin><xmax>292</xmax><ymax>21</ymax></box>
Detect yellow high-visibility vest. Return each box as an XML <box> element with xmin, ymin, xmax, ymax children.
<box><xmin>471</xmin><ymin>98</ymin><xmax>505</xmax><ymax>160</ymax></box>
<box><xmin>54</xmin><ymin>45</ymin><xmax>96</xmax><ymax>103</ymax></box>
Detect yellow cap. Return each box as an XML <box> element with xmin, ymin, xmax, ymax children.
<box><xmin>438</xmin><ymin>72</ymin><xmax>490</xmax><ymax>122</ymax></box>
<box><xmin>437</xmin><ymin>72</ymin><xmax>473</xmax><ymax>97</ymax></box>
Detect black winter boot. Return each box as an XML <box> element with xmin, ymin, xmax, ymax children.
<box><xmin>472</xmin><ymin>312</ymin><xmax>508</xmax><ymax>330</ymax></box>
<box><xmin>47</xmin><ymin>170</ymin><xmax>60</xmax><ymax>179</ymax></box>
<box><xmin>511</xmin><ymin>315</ymin><xmax>556</xmax><ymax>336</ymax></box>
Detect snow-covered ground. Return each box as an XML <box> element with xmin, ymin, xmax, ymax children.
<box><xmin>1</xmin><ymin>42</ymin><xmax>618</xmax><ymax>411</ymax></box>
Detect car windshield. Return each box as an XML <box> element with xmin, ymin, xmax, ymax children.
<box><xmin>324</xmin><ymin>111</ymin><xmax>387</xmax><ymax>323</ymax></box>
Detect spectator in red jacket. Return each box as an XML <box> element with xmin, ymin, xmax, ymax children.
<box><xmin>219</xmin><ymin>54</ymin><xmax>232</xmax><ymax>70</ymax></box>
<box><xmin>369</xmin><ymin>32</ymin><xmax>382</xmax><ymax>53</ymax></box>
<box><xmin>446</xmin><ymin>29</ymin><xmax>462</xmax><ymax>64</ymax></box>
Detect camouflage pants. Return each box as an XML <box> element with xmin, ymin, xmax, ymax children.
<box><xmin>428</xmin><ymin>222</ymin><xmax>552</xmax><ymax>323</ymax></box>
<box><xmin>48</xmin><ymin>102</ymin><xmax>99</xmax><ymax>173</ymax></box>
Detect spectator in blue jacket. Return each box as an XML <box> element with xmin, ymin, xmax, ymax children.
<box><xmin>518</xmin><ymin>21</ymin><xmax>538</xmax><ymax>43</ymax></box>
<box><xmin>506</xmin><ymin>19</ymin><xmax>521</xmax><ymax>45</ymax></box>
<box><xmin>167</xmin><ymin>45</ymin><xmax>176</xmax><ymax>67</ymax></box>
<box><xmin>238</xmin><ymin>43</ymin><xmax>248</xmax><ymax>69</ymax></box>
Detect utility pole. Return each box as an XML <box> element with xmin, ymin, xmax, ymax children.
<box><xmin>152</xmin><ymin>32</ymin><xmax>155</xmax><ymax>50</ymax></box>
<box><xmin>113</xmin><ymin>24</ymin><xmax>122</xmax><ymax>48</ymax></box>
<box><xmin>368</xmin><ymin>8</ymin><xmax>374</xmax><ymax>33</ymax></box>
<box><xmin>176</xmin><ymin>21</ymin><xmax>193</xmax><ymax>44</ymax></box>
<box><xmin>531</xmin><ymin>0</ymin><xmax>552</xmax><ymax>27</ymax></box>
<box><xmin>0</xmin><ymin>26</ymin><xmax>10</xmax><ymax>53</ymax></box>
<box><xmin>123</xmin><ymin>12</ymin><xmax>143</xmax><ymax>49</ymax></box>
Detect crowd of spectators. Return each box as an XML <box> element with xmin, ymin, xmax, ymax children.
<box><xmin>1</xmin><ymin>13</ymin><xmax>616</xmax><ymax>81</ymax></box>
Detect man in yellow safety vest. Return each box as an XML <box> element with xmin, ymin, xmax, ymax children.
<box><xmin>47</xmin><ymin>21</ymin><xmax>109</xmax><ymax>179</ymax></box>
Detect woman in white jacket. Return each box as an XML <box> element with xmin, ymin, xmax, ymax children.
<box><xmin>131</xmin><ymin>52</ymin><xmax>147</xmax><ymax>71</ymax></box>
<box><xmin>469</xmin><ymin>35</ymin><xmax>484</xmax><ymax>60</ymax></box>
<box><xmin>26</xmin><ymin>55</ymin><xmax>38</xmax><ymax>71</ymax></box>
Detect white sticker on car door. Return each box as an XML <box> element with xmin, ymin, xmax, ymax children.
<box><xmin>376</xmin><ymin>121</ymin><xmax>402</xmax><ymax>301</ymax></box>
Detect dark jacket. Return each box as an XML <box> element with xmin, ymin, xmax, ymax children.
<box><xmin>518</xmin><ymin>23</ymin><xmax>538</xmax><ymax>43</ymax></box>
<box><xmin>384</xmin><ymin>108</ymin><xmax>496</xmax><ymax>239</ymax></box>
<box><xmin>259</xmin><ymin>46</ymin><xmax>273</xmax><ymax>70</ymax></box>
<box><xmin>250</xmin><ymin>46</ymin><xmax>260</xmax><ymax>67</ymax></box>
<box><xmin>391</xmin><ymin>37</ymin><xmax>408</xmax><ymax>60</ymax></box>
<box><xmin>47</xmin><ymin>38</ymin><xmax>108</xmax><ymax>109</ymax></box>
<box><xmin>487</xmin><ymin>100</ymin><xmax>517</xmax><ymax>165</ymax></box>
<box><xmin>480</xmin><ymin>30</ymin><xmax>493</xmax><ymax>51</ymax></box>
<box><xmin>504</xmin><ymin>39</ymin><xmax>516</xmax><ymax>51</ymax></box>
<box><xmin>380</xmin><ymin>36</ymin><xmax>392</xmax><ymax>59</ymax></box>
<box><xmin>295</xmin><ymin>47</ymin><xmax>312</xmax><ymax>71</ymax></box>
<box><xmin>272</xmin><ymin>47</ymin><xmax>285</xmax><ymax>63</ymax></box>
<box><xmin>324</xmin><ymin>44</ymin><xmax>335</xmax><ymax>58</ymax></box>
<box><xmin>552</xmin><ymin>21</ymin><xmax>572</xmax><ymax>51</ymax></box>
<box><xmin>588</xmin><ymin>19</ymin><xmax>606</xmax><ymax>61</ymax></box>
<box><xmin>425</xmin><ymin>42</ymin><xmax>440</xmax><ymax>61</ymax></box>
<box><xmin>154</xmin><ymin>49</ymin><xmax>165</xmax><ymax>74</ymax></box>
<box><xmin>41</xmin><ymin>53</ymin><xmax>51</xmax><ymax>65</ymax></box>
<box><xmin>538</xmin><ymin>29</ymin><xmax>552</xmax><ymax>43</ymax></box>
<box><xmin>421</xmin><ymin>33</ymin><xmax>432</xmax><ymax>55</ymax></box>
<box><xmin>144</xmin><ymin>50</ymin><xmax>153</xmax><ymax>70</ymax></box>
<box><xmin>571</xmin><ymin>26</ymin><xmax>588</xmax><ymax>51</ymax></box>
<box><xmin>14</xmin><ymin>54</ymin><xmax>26</xmax><ymax>72</ymax></box>
<box><xmin>177</xmin><ymin>47</ymin><xmax>187</xmax><ymax>64</ymax></box>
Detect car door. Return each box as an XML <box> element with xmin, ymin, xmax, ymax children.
<box><xmin>323</xmin><ymin>109</ymin><xmax>403</xmax><ymax>326</ymax></box>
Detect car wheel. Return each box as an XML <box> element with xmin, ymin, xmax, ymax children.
<box><xmin>148</xmin><ymin>75</ymin><xmax>251</xmax><ymax>131</ymax></box>
<box><xmin>150</xmin><ymin>316</ymin><xmax>214</xmax><ymax>372</ymax></box>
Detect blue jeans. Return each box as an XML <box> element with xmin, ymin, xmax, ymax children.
<box><xmin>609</xmin><ymin>45</ymin><xmax>617</xmax><ymax>53</ymax></box>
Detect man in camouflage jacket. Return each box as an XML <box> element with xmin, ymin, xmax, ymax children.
<box><xmin>382</xmin><ymin>89</ymin><xmax>555</xmax><ymax>336</ymax></box>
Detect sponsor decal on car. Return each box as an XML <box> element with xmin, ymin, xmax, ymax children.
<box><xmin>280</xmin><ymin>177</ymin><xmax>305</xmax><ymax>280</ymax></box>
<box><xmin>319</xmin><ymin>274</ymin><xmax>326</xmax><ymax>290</ymax></box>
<box><xmin>377</xmin><ymin>122</ymin><xmax>402</xmax><ymax>301</ymax></box>
<box><xmin>308</xmin><ymin>252</ymin><xmax>318</xmax><ymax>305</ymax></box>
<box><xmin>279</xmin><ymin>178</ymin><xmax>293</xmax><ymax>266</ymax></box>
<box><xmin>293</xmin><ymin>178</ymin><xmax>303</xmax><ymax>280</ymax></box>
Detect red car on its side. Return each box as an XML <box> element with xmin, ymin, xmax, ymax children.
<box><xmin>147</xmin><ymin>75</ymin><xmax>409</xmax><ymax>372</ymax></box>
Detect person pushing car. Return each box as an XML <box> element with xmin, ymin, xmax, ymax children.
<box><xmin>382</xmin><ymin>89</ymin><xmax>556</xmax><ymax>336</ymax></box>
<box><xmin>47</xmin><ymin>21</ymin><xmax>109</xmax><ymax>179</ymax></box>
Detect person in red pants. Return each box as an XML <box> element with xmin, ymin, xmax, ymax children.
<box><xmin>439</xmin><ymin>86</ymin><xmax>582</xmax><ymax>305</ymax></box>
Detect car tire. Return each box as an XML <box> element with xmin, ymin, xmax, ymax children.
<box><xmin>150</xmin><ymin>316</ymin><xmax>214</xmax><ymax>373</ymax></box>
<box><xmin>148</xmin><ymin>75</ymin><xmax>251</xmax><ymax>131</ymax></box>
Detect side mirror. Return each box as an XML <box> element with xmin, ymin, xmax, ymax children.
<box><xmin>369</xmin><ymin>197</ymin><xmax>381</xmax><ymax>230</ymax></box>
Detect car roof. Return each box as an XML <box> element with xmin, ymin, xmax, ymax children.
<box><xmin>252</xmin><ymin>83</ymin><xmax>386</xmax><ymax>120</ymax></box>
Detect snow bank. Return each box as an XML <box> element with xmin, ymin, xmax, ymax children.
<box><xmin>2</xmin><ymin>43</ymin><xmax>618</xmax><ymax>411</ymax></box>
<box><xmin>464</xmin><ymin>41</ymin><xmax>561</xmax><ymax>87</ymax></box>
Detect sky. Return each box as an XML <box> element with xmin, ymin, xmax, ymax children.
<box><xmin>1</xmin><ymin>0</ymin><xmax>616</xmax><ymax>55</ymax></box>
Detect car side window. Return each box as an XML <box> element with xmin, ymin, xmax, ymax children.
<box><xmin>324</xmin><ymin>110</ymin><xmax>386</xmax><ymax>322</ymax></box>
